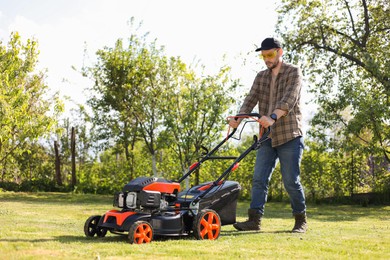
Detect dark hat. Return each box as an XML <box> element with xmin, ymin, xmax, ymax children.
<box><xmin>255</xmin><ymin>37</ymin><xmax>282</xmax><ymax>52</ymax></box>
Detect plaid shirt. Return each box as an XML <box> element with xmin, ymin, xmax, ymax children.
<box><xmin>239</xmin><ymin>62</ymin><xmax>303</xmax><ymax>147</ymax></box>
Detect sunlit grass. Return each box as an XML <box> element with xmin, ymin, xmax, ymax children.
<box><xmin>0</xmin><ymin>192</ymin><xmax>389</xmax><ymax>259</ymax></box>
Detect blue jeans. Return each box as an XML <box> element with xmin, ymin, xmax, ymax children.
<box><xmin>250</xmin><ymin>136</ymin><xmax>306</xmax><ymax>215</ymax></box>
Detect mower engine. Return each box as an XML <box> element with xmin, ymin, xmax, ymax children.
<box><xmin>113</xmin><ymin>177</ymin><xmax>180</xmax><ymax>213</ymax></box>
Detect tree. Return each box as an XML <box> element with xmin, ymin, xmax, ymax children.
<box><xmin>130</xmin><ymin>44</ymin><xmax>174</xmax><ymax>177</ymax></box>
<box><xmin>276</xmin><ymin>0</ymin><xmax>389</xmax><ymax>162</ymax></box>
<box><xmin>85</xmin><ymin>23</ymin><xmax>183</xmax><ymax>178</ymax></box>
<box><xmin>163</xmin><ymin>64</ymin><xmax>239</xmax><ymax>184</ymax></box>
<box><xmin>86</xmin><ymin>37</ymin><xmax>141</xmax><ymax>179</ymax></box>
<box><xmin>0</xmin><ymin>32</ymin><xmax>63</xmax><ymax>182</ymax></box>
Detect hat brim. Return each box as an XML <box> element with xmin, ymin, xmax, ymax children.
<box><xmin>255</xmin><ymin>46</ymin><xmax>279</xmax><ymax>52</ymax></box>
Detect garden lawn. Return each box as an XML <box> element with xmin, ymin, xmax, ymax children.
<box><xmin>0</xmin><ymin>192</ymin><xmax>389</xmax><ymax>259</ymax></box>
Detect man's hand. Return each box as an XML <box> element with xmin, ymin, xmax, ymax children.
<box><xmin>259</xmin><ymin>115</ymin><xmax>275</xmax><ymax>128</ymax></box>
<box><xmin>228</xmin><ymin>117</ymin><xmax>242</xmax><ymax>128</ymax></box>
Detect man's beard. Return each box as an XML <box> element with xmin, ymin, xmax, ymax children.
<box><xmin>266</xmin><ymin>59</ymin><xmax>279</xmax><ymax>70</ymax></box>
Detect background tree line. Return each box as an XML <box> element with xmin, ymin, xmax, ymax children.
<box><xmin>0</xmin><ymin>1</ymin><xmax>388</xmax><ymax>203</ymax></box>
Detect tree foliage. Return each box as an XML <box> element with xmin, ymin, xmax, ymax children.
<box><xmin>86</xmin><ymin>35</ymin><xmax>182</xmax><ymax>178</ymax></box>
<box><xmin>0</xmin><ymin>32</ymin><xmax>63</xmax><ymax>182</ymax></box>
<box><xmin>276</xmin><ymin>0</ymin><xmax>389</xmax><ymax>161</ymax></box>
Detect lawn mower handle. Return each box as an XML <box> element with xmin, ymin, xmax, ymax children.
<box><xmin>190</xmin><ymin>114</ymin><xmax>271</xmax><ymax>205</ymax></box>
<box><xmin>235</xmin><ymin>112</ymin><xmax>262</xmax><ymax>118</ymax></box>
<box><xmin>228</xmin><ymin>112</ymin><xmax>262</xmax><ymax>128</ymax></box>
<box><xmin>176</xmin><ymin>128</ymin><xmax>237</xmax><ymax>183</ymax></box>
<box><xmin>178</xmin><ymin>113</ymin><xmax>268</xmax><ymax>183</ymax></box>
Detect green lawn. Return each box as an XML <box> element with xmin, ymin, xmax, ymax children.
<box><xmin>0</xmin><ymin>192</ymin><xmax>389</xmax><ymax>259</ymax></box>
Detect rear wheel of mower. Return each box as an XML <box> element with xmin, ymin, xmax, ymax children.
<box><xmin>193</xmin><ymin>209</ymin><xmax>221</xmax><ymax>240</ymax></box>
<box><xmin>84</xmin><ymin>215</ymin><xmax>101</xmax><ymax>237</ymax></box>
<box><xmin>128</xmin><ymin>221</ymin><xmax>153</xmax><ymax>244</ymax></box>
<box><xmin>96</xmin><ymin>226</ymin><xmax>108</xmax><ymax>237</ymax></box>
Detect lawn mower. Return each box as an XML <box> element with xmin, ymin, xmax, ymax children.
<box><xmin>84</xmin><ymin>113</ymin><xmax>270</xmax><ymax>244</ymax></box>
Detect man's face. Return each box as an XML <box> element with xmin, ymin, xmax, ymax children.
<box><xmin>260</xmin><ymin>48</ymin><xmax>280</xmax><ymax>70</ymax></box>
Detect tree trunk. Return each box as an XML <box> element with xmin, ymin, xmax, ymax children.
<box><xmin>71</xmin><ymin>127</ymin><xmax>77</xmax><ymax>187</ymax></box>
<box><xmin>54</xmin><ymin>141</ymin><xmax>62</xmax><ymax>186</ymax></box>
<box><xmin>350</xmin><ymin>151</ymin><xmax>354</xmax><ymax>196</ymax></box>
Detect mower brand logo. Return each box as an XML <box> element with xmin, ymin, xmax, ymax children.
<box><xmin>180</xmin><ymin>195</ymin><xmax>194</xmax><ymax>199</ymax></box>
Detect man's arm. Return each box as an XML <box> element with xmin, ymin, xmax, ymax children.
<box><xmin>275</xmin><ymin>66</ymin><xmax>302</xmax><ymax>115</ymax></box>
<box><xmin>258</xmin><ymin>109</ymin><xmax>287</xmax><ymax>128</ymax></box>
<box><xmin>229</xmin><ymin>73</ymin><xmax>262</xmax><ymax>128</ymax></box>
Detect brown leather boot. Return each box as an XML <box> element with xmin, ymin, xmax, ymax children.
<box><xmin>233</xmin><ymin>209</ymin><xmax>262</xmax><ymax>231</ymax></box>
<box><xmin>292</xmin><ymin>212</ymin><xmax>308</xmax><ymax>233</ymax></box>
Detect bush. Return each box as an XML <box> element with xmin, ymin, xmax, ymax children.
<box><xmin>0</xmin><ymin>181</ymin><xmax>20</xmax><ymax>192</ymax></box>
<box><xmin>0</xmin><ymin>179</ymin><xmax>72</xmax><ymax>193</ymax></box>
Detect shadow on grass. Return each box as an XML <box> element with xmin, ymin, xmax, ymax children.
<box><xmin>220</xmin><ymin>229</ymin><xmax>291</xmax><ymax>237</ymax></box>
<box><xmin>236</xmin><ymin>201</ymin><xmax>390</xmax><ymax>222</ymax></box>
<box><xmin>59</xmin><ymin>235</ymin><xmax>128</xmax><ymax>243</ymax></box>
<box><xmin>56</xmin><ymin>234</ymin><xmax>197</xmax><ymax>244</ymax></box>
<box><xmin>0</xmin><ymin>235</ymin><xmax>127</xmax><ymax>244</ymax></box>
<box><xmin>0</xmin><ymin>192</ymin><xmax>112</xmax><ymax>206</ymax></box>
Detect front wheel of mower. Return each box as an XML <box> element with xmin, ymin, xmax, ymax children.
<box><xmin>128</xmin><ymin>221</ymin><xmax>153</xmax><ymax>244</ymax></box>
<box><xmin>84</xmin><ymin>215</ymin><xmax>101</xmax><ymax>237</ymax></box>
<box><xmin>193</xmin><ymin>209</ymin><xmax>221</xmax><ymax>240</ymax></box>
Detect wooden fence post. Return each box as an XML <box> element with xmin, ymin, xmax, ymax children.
<box><xmin>71</xmin><ymin>127</ymin><xmax>77</xmax><ymax>187</ymax></box>
<box><xmin>54</xmin><ymin>141</ymin><xmax>62</xmax><ymax>186</ymax></box>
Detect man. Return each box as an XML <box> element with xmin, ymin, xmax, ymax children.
<box><xmin>229</xmin><ymin>37</ymin><xmax>307</xmax><ymax>233</ymax></box>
